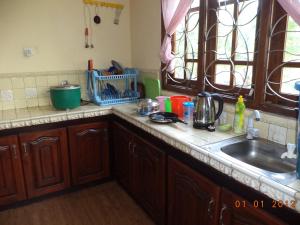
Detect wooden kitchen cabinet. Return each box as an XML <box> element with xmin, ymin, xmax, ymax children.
<box><xmin>219</xmin><ymin>188</ymin><xmax>288</xmax><ymax>225</ymax></box>
<box><xmin>19</xmin><ymin>128</ymin><xmax>70</xmax><ymax>198</ymax></box>
<box><xmin>0</xmin><ymin>135</ymin><xmax>26</xmax><ymax>206</ymax></box>
<box><xmin>113</xmin><ymin>122</ymin><xmax>132</xmax><ymax>191</ymax></box>
<box><xmin>68</xmin><ymin>122</ymin><xmax>110</xmax><ymax>185</ymax></box>
<box><xmin>168</xmin><ymin>156</ymin><xmax>221</xmax><ymax>225</ymax></box>
<box><xmin>113</xmin><ymin>122</ymin><xmax>166</xmax><ymax>225</ymax></box>
<box><xmin>131</xmin><ymin>134</ymin><xmax>166</xmax><ymax>225</ymax></box>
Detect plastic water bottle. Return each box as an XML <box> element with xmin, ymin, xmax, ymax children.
<box><xmin>183</xmin><ymin>102</ymin><xmax>194</xmax><ymax>125</ymax></box>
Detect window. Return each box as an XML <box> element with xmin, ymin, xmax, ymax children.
<box><xmin>162</xmin><ymin>0</ymin><xmax>300</xmax><ymax>117</ymax></box>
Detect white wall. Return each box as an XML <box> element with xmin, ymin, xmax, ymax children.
<box><xmin>130</xmin><ymin>0</ymin><xmax>161</xmax><ymax>73</ymax></box>
<box><xmin>0</xmin><ymin>0</ymin><xmax>131</xmax><ymax>74</ymax></box>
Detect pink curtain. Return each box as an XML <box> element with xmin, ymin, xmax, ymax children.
<box><xmin>277</xmin><ymin>0</ymin><xmax>300</xmax><ymax>26</ymax></box>
<box><xmin>160</xmin><ymin>0</ymin><xmax>193</xmax><ymax>72</ymax></box>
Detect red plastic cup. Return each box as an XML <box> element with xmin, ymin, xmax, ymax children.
<box><xmin>170</xmin><ymin>96</ymin><xmax>191</xmax><ymax>118</ymax></box>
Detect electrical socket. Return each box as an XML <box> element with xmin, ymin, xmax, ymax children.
<box><xmin>1</xmin><ymin>90</ymin><xmax>14</xmax><ymax>102</ymax></box>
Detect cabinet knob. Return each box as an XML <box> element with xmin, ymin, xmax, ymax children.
<box><xmin>219</xmin><ymin>204</ymin><xmax>228</xmax><ymax>225</ymax></box>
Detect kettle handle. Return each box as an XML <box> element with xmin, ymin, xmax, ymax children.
<box><xmin>211</xmin><ymin>94</ymin><xmax>224</xmax><ymax>120</ymax></box>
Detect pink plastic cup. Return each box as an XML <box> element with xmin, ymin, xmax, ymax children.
<box><xmin>156</xmin><ymin>96</ymin><xmax>167</xmax><ymax>112</ymax></box>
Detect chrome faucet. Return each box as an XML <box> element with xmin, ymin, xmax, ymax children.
<box><xmin>246</xmin><ymin>110</ymin><xmax>261</xmax><ymax>140</ymax></box>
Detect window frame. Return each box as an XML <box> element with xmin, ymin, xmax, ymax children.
<box><xmin>161</xmin><ymin>0</ymin><xmax>299</xmax><ymax>117</ymax></box>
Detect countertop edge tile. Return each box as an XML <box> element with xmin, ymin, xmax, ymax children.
<box><xmin>259</xmin><ymin>176</ymin><xmax>297</xmax><ymax>204</ymax></box>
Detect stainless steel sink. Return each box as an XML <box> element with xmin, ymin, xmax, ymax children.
<box><xmin>208</xmin><ymin>137</ymin><xmax>297</xmax><ymax>185</ymax></box>
<box><xmin>221</xmin><ymin>139</ymin><xmax>296</xmax><ymax>173</ymax></box>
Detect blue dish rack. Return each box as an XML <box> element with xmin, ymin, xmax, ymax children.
<box><xmin>87</xmin><ymin>68</ymin><xmax>139</xmax><ymax>106</ymax></box>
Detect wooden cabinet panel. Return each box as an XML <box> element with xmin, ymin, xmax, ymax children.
<box><xmin>132</xmin><ymin>135</ymin><xmax>166</xmax><ymax>225</ymax></box>
<box><xmin>68</xmin><ymin>122</ymin><xmax>110</xmax><ymax>185</ymax></box>
<box><xmin>0</xmin><ymin>135</ymin><xmax>26</xmax><ymax>206</ymax></box>
<box><xmin>168</xmin><ymin>156</ymin><xmax>221</xmax><ymax>225</ymax></box>
<box><xmin>113</xmin><ymin>122</ymin><xmax>132</xmax><ymax>191</ymax></box>
<box><xmin>113</xmin><ymin>122</ymin><xmax>166</xmax><ymax>225</ymax></box>
<box><xmin>219</xmin><ymin>188</ymin><xmax>288</xmax><ymax>225</ymax></box>
<box><xmin>19</xmin><ymin>128</ymin><xmax>70</xmax><ymax>198</ymax></box>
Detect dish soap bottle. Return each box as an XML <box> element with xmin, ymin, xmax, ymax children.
<box><xmin>233</xmin><ymin>96</ymin><xmax>246</xmax><ymax>134</ymax></box>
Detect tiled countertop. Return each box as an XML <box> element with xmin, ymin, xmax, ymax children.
<box><xmin>0</xmin><ymin>104</ymin><xmax>112</xmax><ymax>129</ymax></box>
<box><xmin>1</xmin><ymin>103</ymin><xmax>300</xmax><ymax>213</ymax></box>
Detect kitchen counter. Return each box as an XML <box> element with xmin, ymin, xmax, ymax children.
<box><xmin>1</xmin><ymin>103</ymin><xmax>300</xmax><ymax>212</ymax></box>
<box><xmin>113</xmin><ymin>104</ymin><xmax>300</xmax><ymax>213</ymax></box>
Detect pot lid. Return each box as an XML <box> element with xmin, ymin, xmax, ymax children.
<box><xmin>50</xmin><ymin>80</ymin><xmax>81</xmax><ymax>90</ymax></box>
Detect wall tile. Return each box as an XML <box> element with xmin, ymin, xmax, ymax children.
<box><xmin>36</xmin><ymin>76</ymin><xmax>48</xmax><ymax>87</ymax></box>
<box><xmin>26</xmin><ymin>99</ymin><xmax>38</xmax><ymax>108</ymax></box>
<box><xmin>24</xmin><ymin>77</ymin><xmax>36</xmax><ymax>88</ymax></box>
<box><xmin>0</xmin><ymin>78</ymin><xmax>12</xmax><ymax>89</ymax></box>
<box><xmin>2</xmin><ymin>101</ymin><xmax>15</xmax><ymax>110</ymax></box>
<box><xmin>12</xmin><ymin>77</ymin><xmax>24</xmax><ymax>89</ymax></box>
<box><xmin>253</xmin><ymin>121</ymin><xmax>269</xmax><ymax>139</ymax></box>
<box><xmin>286</xmin><ymin>128</ymin><xmax>297</xmax><ymax>144</ymax></box>
<box><xmin>37</xmin><ymin>87</ymin><xmax>49</xmax><ymax>98</ymax></box>
<box><xmin>38</xmin><ymin>98</ymin><xmax>50</xmax><ymax>107</ymax></box>
<box><xmin>268</xmin><ymin>124</ymin><xmax>287</xmax><ymax>145</ymax></box>
<box><xmin>47</xmin><ymin>76</ymin><xmax>58</xmax><ymax>86</ymax></box>
<box><xmin>13</xmin><ymin>89</ymin><xmax>25</xmax><ymax>100</ymax></box>
<box><xmin>14</xmin><ymin>100</ymin><xmax>27</xmax><ymax>109</ymax></box>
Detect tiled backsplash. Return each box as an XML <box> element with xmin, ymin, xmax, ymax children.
<box><xmin>222</xmin><ymin>103</ymin><xmax>297</xmax><ymax>145</ymax></box>
<box><xmin>162</xmin><ymin>89</ymin><xmax>298</xmax><ymax>146</ymax></box>
<box><xmin>0</xmin><ymin>70</ymin><xmax>297</xmax><ymax>146</ymax></box>
<box><xmin>0</xmin><ymin>70</ymin><xmax>87</xmax><ymax>110</ymax></box>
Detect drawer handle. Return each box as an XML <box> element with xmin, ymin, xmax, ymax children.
<box><xmin>219</xmin><ymin>204</ymin><xmax>228</xmax><ymax>225</ymax></box>
<box><xmin>132</xmin><ymin>143</ymin><xmax>136</xmax><ymax>153</ymax></box>
<box><xmin>22</xmin><ymin>143</ymin><xmax>29</xmax><ymax>156</ymax></box>
<box><xmin>207</xmin><ymin>198</ymin><xmax>215</xmax><ymax>218</ymax></box>
<box><xmin>128</xmin><ymin>141</ymin><xmax>132</xmax><ymax>151</ymax></box>
<box><xmin>11</xmin><ymin>145</ymin><xmax>17</xmax><ymax>159</ymax></box>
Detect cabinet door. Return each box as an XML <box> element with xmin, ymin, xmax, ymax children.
<box><xmin>0</xmin><ymin>136</ymin><xmax>26</xmax><ymax>206</ymax></box>
<box><xmin>113</xmin><ymin>122</ymin><xmax>132</xmax><ymax>191</ymax></box>
<box><xmin>168</xmin><ymin>157</ymin><xmax>221</xmax><ymax>225</ymax></box>
<box><xmin>68</xmin><ymin>122</ymin><xmax>109</xmax><ymax>185</ymax></box>
<box><xmin>219</xmin><ymin>188</ymin><xmax>288</xmax><ymax>225</ymax></box>
<box><xmin>132</xmin><ymin>135</ymin><xmax>166</xmax><ymax>225</ymax></box>
<box><xmin>19</xmin><ymin>128</ymin><xmax>70</xmax><ymax>198</ymax></box>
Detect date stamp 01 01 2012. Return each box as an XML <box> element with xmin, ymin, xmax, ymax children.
<box><xmin>234</xmin><ymin>199</ymin><xmax>296</xmax><ymax>209</ymax></box>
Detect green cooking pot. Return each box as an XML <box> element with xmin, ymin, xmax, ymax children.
<box><xmin>50</xmin><ymin>82</ymin><xmax>81</xmax><ymax>110</ymax></box>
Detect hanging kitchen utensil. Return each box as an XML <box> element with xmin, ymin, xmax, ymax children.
<box><xmin>84</xmin><ymin>5</ymin><xmax>90</xmax><ymax>48</ymax></box>
<box><xmin>94</xmin><ymin>5</ymin><xmax>101</xmax><ymax>24</ymax></box>
<box><xmin>113</xmin><ymin>8</ymin><xmax>122</xmax><ymax>25</ymax></box>
<box><xmin>85</xmin><ymin>27</ymin><xmax>89</xmax><ymax>48</ymax></box>
<box><xmin>88</xmin><ymin>5</ymin><xmax>94</xmax><ymax>48</ymax></box>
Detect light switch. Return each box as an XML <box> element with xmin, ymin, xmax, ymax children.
<box><xmin>25</xmin><ymin>88</ymin><xmax>37</xmax><ymax>99</ymax></box>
